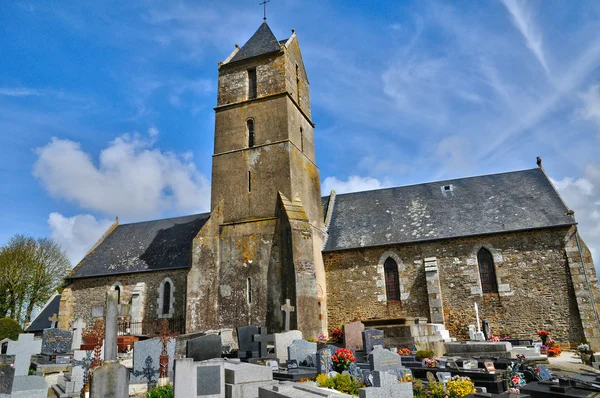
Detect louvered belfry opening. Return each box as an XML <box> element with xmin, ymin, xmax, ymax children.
<box><xmin>478</xmin><ymin>248</ymin><xmax>498</xmax><ymax>293</ymax></box>
<box><xmin>384</xmin><ymin>257</ymin><xmax>401</xmax><ymax>302</ymax></box>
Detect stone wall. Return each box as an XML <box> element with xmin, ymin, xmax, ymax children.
<box><xmin>324</xmin><ymin>227</ymin><xmax>592</xmax><ymax>344</ymax></box>
<box><xmin>61</xmin><ymin>269</ymin><xmax>188</xmax><ymax>329</ymax></box>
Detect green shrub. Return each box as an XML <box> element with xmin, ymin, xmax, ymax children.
<box><xmin>0</xmin><ymin>318</ymin><xmax>22</xmax><ymax>341</ymax></box>
<box><xmin>415</xmin><ymin>350</ymin><xmax>434</xmax><ymax>360</ymax></box>
<box><xmin>147</xmin><ymin>383</ymin><xmax>173</xmax><ymax>398</ymax></box>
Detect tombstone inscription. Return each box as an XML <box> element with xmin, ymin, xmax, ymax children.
<box><xmin>362</xmin><ymin>328</ymin><xmax>384</xmax><ymax>354</ymax></box>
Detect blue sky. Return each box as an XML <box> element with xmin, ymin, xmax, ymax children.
<box><xmin>1</xmin><ymin>0</ymin><xmax>599</xmax><ymax>267</ymax></box>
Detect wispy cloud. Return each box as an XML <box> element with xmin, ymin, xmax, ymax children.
<box><xmin>0</xmin><ymin>88</ymin><xmax>44</xmax><ymax>97</ymax></box>
<box><xmin>500</xmin><ymin>0</ymin><xmax>551</xmax><ymax>78</ymax></box>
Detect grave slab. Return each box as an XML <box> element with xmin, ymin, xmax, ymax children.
<box><xmin>344</xmin><ymin>321</ymin><xmax>365</xmax><ymax>351</ymax></box>
<box><xmin>187</xmin><ymin>334</ymin><xmax>222</xmax><ymax>362</ymax></box>
<box><xmin>174</xmin><ymin>358</ymin><xmax>225</xmax><ymax>398</ymax></box>
<box><xmin>259</xmin><ymin>382</ymin><xmax>354</xmax><ymax>397</ymax></box>
<box><xmin>287</xmin><ymin>340</ymin><xmax>316</xmax><ymax>368</ymax></box>
<box><xmin>11</xmin><ymin>375</ymin><xmax>47</xmax><ymax>398</ymax></box>
<box><xmin>0</xmin><ymin>364</ymin><xmax>14</xmax><ymax>395</ymax></box>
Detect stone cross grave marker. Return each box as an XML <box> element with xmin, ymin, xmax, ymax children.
<box><xmin>252</xmin><ymin>328</ymin><xmax>274</xmax><ymax>358</ymax></box>
<box><xmin>7</xmin><ymin>333</ymin><xmax>42</xmax><ymax>376</ymax></box>
<box><xmin>363</xmin><ymin>328</ymin><xmax>384</xmax><ymax>354</ymax></box>
<box><xmin>71</xmin><ymin>318</ymin><xmax>86</xmax><ymax>351</ymax></box>
<box><xmin>344</xmin><ymin>321</ymin><xmax>365</xmax><ymax>351</ymax></box>
<box><xmin>288</xmin><ymin>339</ymin><xmax>316</xmax><ymax>368</ymax></box>
<box><xmin>187</xmin><ymin>334</ymin><xmax>222</xmax><ymax>362</ymax></box>
<box><xmin>280</xmin><ymin>299</ymin><xmax>295</xmax><ymax>331</ymax></box>
<box><xmin>42</xmin><ymin>328</ymin><xmax>72</xmax><ymax>355</ymax></box>
<box><xmin>71</xmin><ymin>350</ymin><xmax>93</xmax><ymax>395</ymax></box>
<box><xmin>48</xmin><ymin>313</ymin><xmax>59</xmax><ymax>328</ymax></box>
<box><xmin>274</xmin><ymin>330</ymin><xmax>302</xmax><ymax>363</ymax></box>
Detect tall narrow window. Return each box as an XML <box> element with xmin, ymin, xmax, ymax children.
<box><xmin>478</xmin><ymin>248</ymin><xmax>498</xmax><ymax>293</ymax></box>
<box><xmin>384</xmin><ymin>258</ymin><xmax>400</xmax><ymax>302</ymax></box>
<box><xmin>300</xmin><ymin>127</ymin><xmax>304</xmax><ymax>152</ymax></box>
<box><xmin>162</xmin><ymin>281</ymin><xmax>171</xmax><ymax>315</ymax></box>
<box><xmin>248</xmin><ymin>171</ymin><xmax>252</xmax><ymax>192</ymax></box>
<box><xmin>295</xmin><ymin>64</ymin><xmax>300</xmax><ymax>102</ymax></box>
<box><xmin>248</xmin><ymin>69</ymin><xmax>257</xmax><ymax>99</ymax></box>
<box><xmin>115</xmin><ymin>285</ymin><xmax>121</xmax><ymax>304</ymax></box>
<box><xmin>247</xmin><ymin>119</ymin><xmax>255</xmax><ymax>147</ymax></box>
<box><xmin>247</xmin><ymin>278</ymin><xmax>252</xmax><ymax>304</ymax></box>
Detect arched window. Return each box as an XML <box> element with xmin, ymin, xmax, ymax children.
<box><xmin>384</xmin><ymin>258</ymin><xmax>400</xmax><ymax>302</ymax></box>
<box><xmin>247</xmin><ymin>119</ymin><xmax>255</xmax><ymax>147</ymax></box>
<box><xmin>478</xmin><ymin>248</ymin><xmax>498</xmax><ymax>293</ymax></box>
<box><xmin>115</xmin><ymin>285</ymin><xmax>121</xmax><ymax>304</ymax></box>
<box><xmin>162</xmin><ymin>281</ymin><xmax>171</xmax><ymax>315</ymax></box>
<box><xmin>158</xmin><ymin>278</ymin><xmax>175</xmax><ymax>318</ymax></box>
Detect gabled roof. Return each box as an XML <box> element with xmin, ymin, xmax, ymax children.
<box><xmin>70</xmin><ymin>213</ymin><xmax>210</xmax><ymax>279</ymax></box>
<box><xmin>323</xmin><ymin>168</ymin><xmax>575</xmax><ymax>251</ymax></box>
<box><xmin>229</xmin><ymin>22</ymin><xmax>281</xmax><ymax>63</ymax></box>
<box><xmin>25</xmin><ymin>293</ymin><xmax>61</xmax><ymax>332</ymax></box>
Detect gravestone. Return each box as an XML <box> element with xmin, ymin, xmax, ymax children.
<box><xmin>131</xmin><ymin>337</ymin><xmax>176</xmax><ymax>384</ymax></box>
<box><xmin>187</xmin><ymin>334</ymin><xmax>222</xmax><ymax>362</ymax></box>
<box><xmin>468</xmin><ymin>325</ymin><xmax>476</xmax><ymax>340</ymax></box>
<box><xmin>10</xmin><ymin>374</ymin><xmax>47</xmax><ymax>398</ymax></box>
<box><xmin>42</xmin><ymin>328</ymin><xmax>73</xmax><ymax>355</ymax></box>
<box><xmin>174</xmin><ymin>358</ymin><xmax>225</xmax><ymax>398</ymax></box>
<box><xmin>288</xmin><ymin>340</ymin><xmax>316</xmax><ymax>367</ymax></box>
<box><xmin>104</xmin><ymin>290</ymin><xmax>118</xmax><ymax>361</ymax></box>
<box><xmin>252</xmin><ymin>328</ymin><xmax>274</xmax><ymax>358</ymax></box>
<box><xmin>368</xmin><ymin>347</ymin><xmax>403</xmax><ymax>373</ymax></box>
<box><xmin>280</xmin><ymin>299</ymin><xmax>295</xmax><ymax>332</ymax></box>
<box><xmin>316</xmin><ymin>345</ymin><xmax>338</xmax><ymax>374</ymax></box>
<box><xmin>7</xmin><ymin>334</ymin><xmax>42</xmax><ymax>376</ymax></box>
<box><xmin>362</xmin><ymin>328</ymin><xmax>384</xmax><ymax>354</ymax></box>
<box><xmin>482</xmin><ymin>320</ymin><xmax>491</xmax><ymax>340</ymax></box>
<box><xmin>237</xmin><ymin>326</ymin><xmax>261</xmax><ymax>359</ymax></box>
<box><xmin>274</xmin><ymin>330</ymin><xmax>302</xmax><ymax>363</ymax></box>
<box><xmin>71</xmin><ymin>318</ymin><xmax>86</xmax><ymax>351</ymax></box>
<box><xmin>0</xmin><ymin>364</ymin><xmax>14</xmax><ymax>396</ymax></box>
<box><xmin>72</xmin><ymin>350</ymin><xmax>93</xmax><ymax>394</ymax></box>
<box><xmin>344</xmin><ymin>321</ymin><xmax>365</xmax><ymax>351</ymax></box>
<box><xmin>223</xmin><ymin>361</ymin><xmax>276</xmax><ymax>398</ymax></box>
<box><xmin>90</xmin><ymin>361</ymin><xmax>128</xmax><ymax>398</ymax></box>
<box><xmin>359</xmin><ymin>370</ymin><xmax>413</xmax><ymax>398</ymax></box>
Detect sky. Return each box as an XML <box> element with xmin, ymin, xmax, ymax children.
<box><xmin>1</xmin><ymin>0</ymin><xmax>599</xmax><ymax>269</ymax></box>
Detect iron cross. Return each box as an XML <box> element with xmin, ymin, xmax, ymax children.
<box><xmin>260</xmin><ymin>0</ymin><xmax>270</xmax><ymax>21</ymax></box>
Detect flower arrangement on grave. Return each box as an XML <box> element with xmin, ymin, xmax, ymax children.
<box><xmin>397</xmin><ymin>348</ymin><xmax>412</xmax><ymax>356</ymax></box>
<box><xmin>545</xmin><ymin>338</ymin><xmax>562</xmax><ymax>357</ymax></box>
<box><xmin>447</xmin><ymin>376</ymin><xmax>476</xmax><ymax>397</ymax></box>
<box><xmin>331</xmin><ymin>348</ymin><xmax>356</xmax><ymax>372</ymax></box>
<box><xmin>506</xmin><ymin>362</ymin><xmax>527</xmax><ymax>393</ymax></box>
<box><xmin>490</xmin><ymin>336</ymin><xmax>500</xmax><ymax>342</ymax></box>
<box><xmin>536</xmin><ymin>330</ymin><xmax>550</xmax><ymax>345</ymax></box>
<box><xmin>423</xmin><ymin>358</ymin><xmax>439</xmax><ymax>368</ymax></box>
<box><xmin>316</xmin><ymin>373</ymin><xmax>363</xmax><ymax>395</ymax></box>
<box><xmin>516</xmin><ymin>354</ymin><xmax>526</xmax><ymax>361</ymax></box>
<box><xmin>330</xmin><ymin>327</ymin><xmax>344</xmax><ymax>343</ymax></box>
<box><xmin>577</xmin><ymin>343</ymin><xmax>592</xmax><ymax>363</ymax></box>
<box><xmin>317</xmin><ymin>333</ymin><xmax>328</xmax><ymax>342</ymax></box>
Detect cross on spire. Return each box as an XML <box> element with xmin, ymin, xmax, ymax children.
<box><xmin>260</xmin><ymin>0</ymin><xmax>270</xmax><ymax>21</ymax></box>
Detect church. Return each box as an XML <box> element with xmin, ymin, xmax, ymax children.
<box><xmin>57</xmin><ymin>22</ymin><xmax>600</xmax><ymax>348</ymax></box>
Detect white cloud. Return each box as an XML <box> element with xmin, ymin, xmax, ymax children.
<box><xmin>436</xmin><ymin>135</ymin><xmax>471</xmax><ymax>170</ymax></box>
<box><xmin>0</xmin><ymin>87</ymin><xmax>43</xmax><ymax>96</ymax></box>
<box><xmin>551</xmin><ymin>162</ymin><xmax>600</xmax><ymax>266</ymax></box>
<box><xmin>48</xmin><ymin>212</ymin><xmax>113</xmax><ymax>266</ymax></box>
<box><xmin>500</xmin><ymin>0</ymin><xmax>551</xmax><ymax>77</ymax></box>
<box><xmin>33</xmin><ymin>128</ymin><xmax>210</xmax><ymax>218</ymax></box>
<box><xmin>580</xmin><ymin>84</ymin><xmax>600</xmax><ymax>135</ymax></box>
<box><xmin>322</xmin><ymin>175</ymin><xmax>386</xmax><ymax>195</ymax></box>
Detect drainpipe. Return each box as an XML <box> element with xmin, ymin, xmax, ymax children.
<box><xmin>573</xmin><ymin>227</ymin><xmax>600</xmax><ymax>339</ymax></box>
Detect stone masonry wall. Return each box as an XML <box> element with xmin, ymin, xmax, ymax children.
<box><xmin>63</xmin><ymin>269</ymin><xmax>188</xmax><ymax>329</ymax></box>
<box><xmin>324</xmin><ymin>227</ymin><xmax>588</xmax><ymax>344</ymax></box>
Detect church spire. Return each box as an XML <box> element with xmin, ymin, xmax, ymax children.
<box><xmin>229</xmin><ymin>22</ymin><xmax>280</xmax><ymax>64</ymax></box>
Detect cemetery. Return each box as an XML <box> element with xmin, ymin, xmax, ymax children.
<box><xmin>1</xmin><ymin>291</ymin><xmax>600</xmax><ymax>398</ymax></box>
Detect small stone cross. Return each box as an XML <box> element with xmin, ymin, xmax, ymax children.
<box><xmin>7</xmin><ymin>333</ymin><xmax>42</xmax><ymax>376</ymax></box>
<box><xmin>71</xmin><ymin>318</ymin><xmax>87</xmax><ymax>351</ymax></box>
<box><xmin>280</xmin><ymin>299</ymin><xmax>295</xmax><ymax>331</ymax></box>
<box><xmin>48</xmin><ymin>313</ymin><xmax>59</xmax><ymax>328</ymax></box>
<box><xmin>252</xmin><ymin>327</ymin><xmax>273</xmax><ymax>358</ymax></box>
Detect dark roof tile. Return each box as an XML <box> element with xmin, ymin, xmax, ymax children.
<box><xmin>25</xmin><ymin>294</ymin><xmax>61</xmax><ymax>332</ymax></box>
<box><xmin>230</xmin><ymin>22</ymin><xmax>281</xmax><ymax>63</ymax></box>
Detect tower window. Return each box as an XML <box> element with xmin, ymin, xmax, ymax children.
<box><xmin>247</xmin><ymin>278</ymin><xmax>252</xmax><ymax>304</ymax></box>
<box><xmin>248</xmin><ymin>69</ymin><xmax>257</xmax><ymax>99</ymax></box>
<box><xmin>248</xmin><ymin>171</ymin><xmax>252</xmax><ymax>192</ymax></box>
<box><xmin>478</xmin><ymin>248</ymin><xmax>498</xmax><ymax>293</ymax></box>
<box><xmin>300</xmin><ymin>127</ymin><xmax>304</xmax><ymax>152</ymax></box>
<box><xmin>384</xmin><ymin>257</ymin><xmax>400</xmax><ymax>302</ymax></box>
<box><xmin>115</xmin><ymin>285</ymin><xmax>121</xmax><ymax>304</ymax></box>
<box><xmin>295</xmin><ymin>64</ymin><xmax>300</xmax><ymax>102</ymax></box>
<box><xmin>247</xmin><ymin>119</ymin><xmax>255</xmax><ymax>147</ymax></box>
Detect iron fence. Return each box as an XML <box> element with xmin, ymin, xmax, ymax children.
<box><xmin>117</xmin><ymin>316</ymin><xmax>185</xmax><ymax>336</ymax></box>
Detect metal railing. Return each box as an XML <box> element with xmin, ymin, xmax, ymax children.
<box><xmin>117</xmin><ymin>316</ymin><xmax>185</xmax><ymax>336</ymax></box>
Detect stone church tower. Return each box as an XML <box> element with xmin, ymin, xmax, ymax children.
<box><xmin>186</xmin><ymin>23</ymin><xmax>327</xmax><ymax>337</ymax></box>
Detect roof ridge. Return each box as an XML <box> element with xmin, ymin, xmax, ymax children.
<box><xmin>118</xmin><ymin>212</ymin><xmax>210</xmax><ymax>227</ymax></box>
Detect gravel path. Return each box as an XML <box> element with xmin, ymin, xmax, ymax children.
<box><xmin>547</xmin><ymin>351</ymin><xmax>599</xmax><ymax>376</ymax></box>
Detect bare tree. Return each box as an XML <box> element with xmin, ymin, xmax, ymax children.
<box><xmin>0</xmin><ymin>234</ymin><xmax>70</xmax><ymax>324</ymax></box>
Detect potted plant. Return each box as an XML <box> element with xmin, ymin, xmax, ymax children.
<box><xmin>536</xmin><ymin>330</ymin><xmax>550</xmax><ymax>345</ymax></box>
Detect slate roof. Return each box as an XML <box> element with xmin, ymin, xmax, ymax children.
<box><xmin>323</xmin><ymin>168</ymin><xmax>575</xmax><ymax>251</ymax></box>
<box><xmin>230</xmin><ymin>22</ymin><xmax>282</xmax><ymax>63</ymax></box>
<box><xmin>70</xmin><ymin>213</ymin><xmax>210</xmax><ymax>279</ymax></box>
<box><xmin>25</xmin><ymin>293</ymin><xmax>61</xmax><ymax>332</ymax></box>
